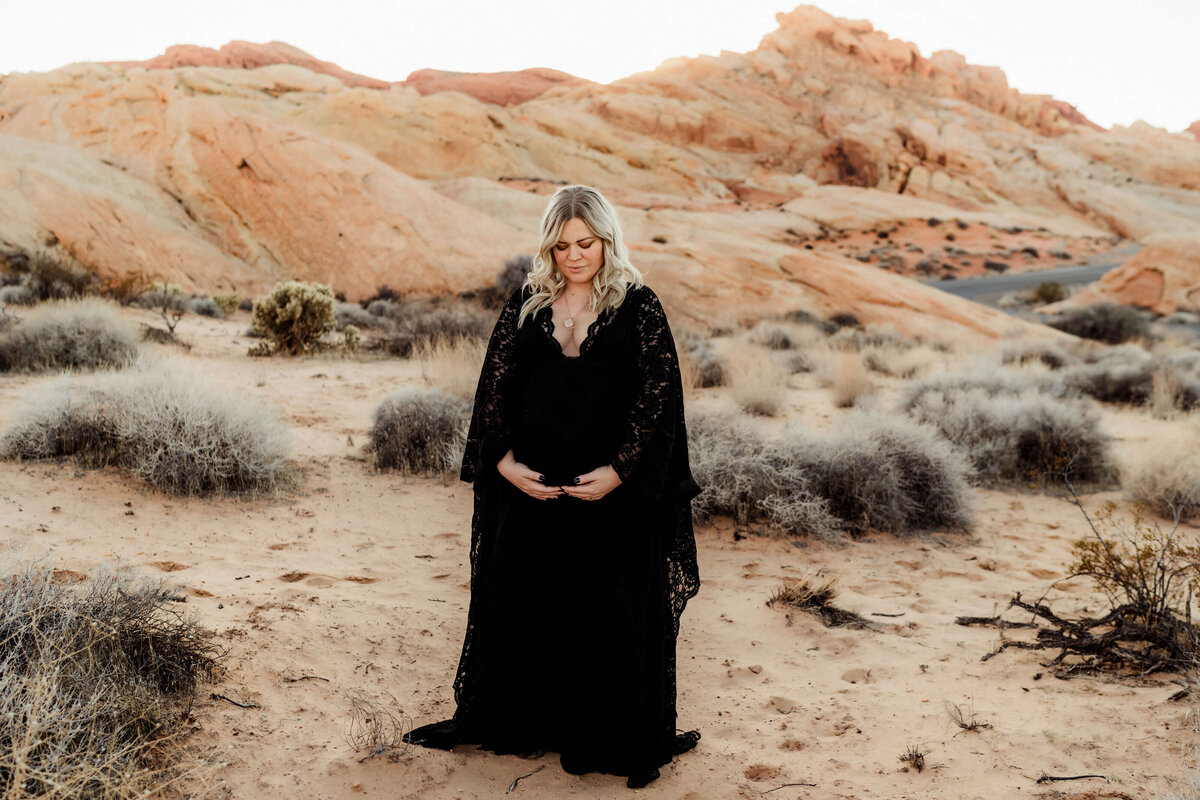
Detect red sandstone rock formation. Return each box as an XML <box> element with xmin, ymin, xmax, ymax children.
<box><xmin>1</xmin><ymin>4</ymin><xmax>1197</xmax><ymax>333</ymax></box>
<box><xmin>106</xmin><ymin>41</ymin><xmax>391</xmax><ymax>89</ymax></box>
<box><xmin>1066</xmin><ymin>233</ymin><xmax>1200</xmax><ymax>314</ymax></box>
<box><xmin>401</xmin><ymin>68</ymin><xmax>589</xmax><ymax>106</ymax></box>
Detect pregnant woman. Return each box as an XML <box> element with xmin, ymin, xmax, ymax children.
<box><xmin>404</xmin><ymin>184</ymin><xmax>701</xmax><ymax>789</ymax></box>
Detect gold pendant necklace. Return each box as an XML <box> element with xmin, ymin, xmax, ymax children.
<box><xmin>563</xmin><ymin>293</ymin><xmax>585</xmax><ymax>328</ymax></box>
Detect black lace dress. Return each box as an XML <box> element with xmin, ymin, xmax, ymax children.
<box><xmin>405</xmin><ymin>283</ymin><xmax>701</xmax><ymax>783</ymax></box>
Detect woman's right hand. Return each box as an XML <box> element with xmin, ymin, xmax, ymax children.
<box><xmin>497</xmin><ymin>450</ymin><xmax>563</xmax><ymax>500</ymax></box>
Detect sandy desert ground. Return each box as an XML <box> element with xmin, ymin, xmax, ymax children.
<box><xmin>0</xmin><ymin>303</ymin><xmax>1195</xmax><ymax>800</ymax></box>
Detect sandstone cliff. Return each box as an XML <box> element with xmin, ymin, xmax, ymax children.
<box><xmin>2</xmin><ymin>4</ymin><xmax>1198</xmax><ymax>330</ymax></box>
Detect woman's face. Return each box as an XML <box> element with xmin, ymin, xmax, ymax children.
<box><xmin>553</xmin><ymin>217</ymin><xmax>604</xmax><ymax>289</ymax></box>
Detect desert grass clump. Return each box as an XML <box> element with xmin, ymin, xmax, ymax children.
<box><xmin>368</xmin><ymin>387</ymin><xmax>469</xmax><ymax>474</ymax></box>
<box><xmin>830</xmin><ymin>352</ymin><xmax>874</xmax><ymax>408</ymax></box>
<box><xmin>1050</xmin><ymin>302</ymin><xmax>1150</xmax><ymax>344</ymax></box>
<box><xmin>766</xmin><ymin>575</ymin><xmax>872</xmax><ymax>628</ymax></box>
<box><xmin>905</xmin><ymin>387</ymin><xmax>1117</xmax><ymax>490</ymax></box>
<box><xmin>252</xmin><ymin>280</ymin><xmax>336</xmax><ymax>355</ymax></box>
<box><xmin>727</xmin><ymin>343</ymin><xmax>787</xmax><ymax>416</ymax></box>
<box><xmin>0</xmin><ymin>358</ymin><xmax>293</xmax><ymax>495</ymax></box>
<box><xmin>0</xmin><ymin>299</ymin><xmax>138</xmax><ymax>373</ymax></box>
<box><xmin>416</xmin><ymin>336</ymin><xmax>487</xmax><ymax>402</ymax></box>
<box><xmin>677</xmin><ymin>331</ymin><xmax>728</xmax><ymax>388</ymax></box>
<box><xmin>496</xmin><ymin>254</ymin><xmax>532</xmax><ymax>298</ymax></box>
<box><xmin>0</xmin><ymin>559</ymin><xmax>224</xmax><ymax>798</ymax></box>
<box><xmin>1125</xmin><ymin>436</ymin><xmax>1200</xmax><ymax>522</ymax></box>
<box><xmin>898</xmin><ymin>366</ymin><xmax>1062</xmax><ymax>411</ymax></box>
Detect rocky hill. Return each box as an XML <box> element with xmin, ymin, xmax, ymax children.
<box><xmin>2</xmin><ymin>4</ymin><xmax>1198</xmax><ymax>333</ymax></box>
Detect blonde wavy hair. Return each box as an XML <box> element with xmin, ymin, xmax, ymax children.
<box><xmin>517</xmin><ymin>185</ymin><xmax>644</xmax><ymax>328</ymax></box>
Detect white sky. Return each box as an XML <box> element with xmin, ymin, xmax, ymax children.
<box><xmin>1</xmin><ymin>0</ymin><xmax>1196</xmax><ymax>132</ymax></box>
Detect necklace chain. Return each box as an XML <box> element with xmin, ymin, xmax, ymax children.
<box><xmin>562</xmin><ymin>291</ymin><xmax>588</xmax><ymax>329</ymax></box>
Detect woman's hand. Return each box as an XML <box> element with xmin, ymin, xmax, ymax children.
<box><xmin>497</xmin><ymin>450</ymin><xmax>563</xmax><ymax>501</ymax></box>
<box><xmin>561</xmin><ymin>465</ymin><xmax>622</xmax><ymax>501</ymax></box>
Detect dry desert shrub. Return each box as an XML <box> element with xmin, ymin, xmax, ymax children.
<box><xmin>252</xmin><ymin>280</ymin><xmax>336</xmax><ymax>355</ymax></box>
<box><xmin>830</xmin><ymin>351</ymin><xmax>874</xmax><ymax>408</ymax></box>
<box><xmin>0</xmin><ymin>284</ymin><xmax>35</xmax><ymax>306</ymax></box>
<box><xmin>0</xmin><ymin>558</ymin><xmax>223</xmax><ymax>798</ymax></box>
<box><xmin>766</xmin><ymin>575</ymin><xmax>871</xmax><ymax>628</ymax></box>
<box><xmin>1050</xmin><ymin>302</ymin><xmax>1150</xmax><ymax>344</ymax></box>
<box><xmin>416</xmin><ymin>336</ymin><xmax>487</xmax><ymax>402</ymax></box>
<box><xmin>0</xmin><ymin>248</ymin><xmax>98</xmax><ymax>302</ymax></box>
<box><xmin>1125</xmin><ymin>434</ymin><xmax>1200</xmax><ymax>522</ymax></box>
<box><xmin>335</xmin><ymin>301</ymin><xmax>384</xmax><ymax>331</ymax></box>
<box><xmin>727</xmin><ymin>342</ymin><xmax>787</xmax><ymax>416</ymax></box>
<box><xmin>904</xmin><ymin>387</ymin><xmax>1117</xmax><ymax>490</ymax></box>
<box><xmin>368</xmin><ymin>387</ymin><xmax>469</xmax><ymax>474</ymax></box>
<box><xmin>0</xmin><ymin>358</ymin><xmax>293</xmax><ymax>495</ymax></box>
<box><xmin>687</xmin><ymin>411</ymin><xmax>838</xmax><ymax>538</ymax></box>
<box><xmin>187</xmin><ymin>296</ymin><xmax>223</xmax><ymax>318</ymax></box>
<box><xmin>999</xmin><ymin>340</ymin><xmax>1077</xmax><ymax>370</ymax></box>
<box><xmin>0</xmin><ymin>298</ymin><xmax>138</xmax><ymax>373</ymax></box>
<box><xmin>677</xmin><ymin>330</ymin><xmax>727</xmax><ymax>389</ymax></box>
<box><xmin>370</xmin><ymin>299</ymin><xmax>492</xmax><ymax>357</ymax></box>
<box><xmin>688</xmin><ymin>410</ymin><xmax>971</xmax><ymax>539</ymax></box>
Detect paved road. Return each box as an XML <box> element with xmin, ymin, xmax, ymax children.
<box><xmin>922</xmin><ymin>245</ymin><xmax>1141</xmax><ymax>306</ymax></box>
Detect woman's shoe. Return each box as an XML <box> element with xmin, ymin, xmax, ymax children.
<box><xmin>626</xmin><ymin>768</ymin><xmax>661</xmax><ymax>789</ymax></box>
<box><xmin>672</xmin><ymin>730</ymin><xmax>701</xmax><ymax>754</ymax></box>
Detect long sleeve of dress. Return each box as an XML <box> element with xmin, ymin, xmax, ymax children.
<box><xmin>460</xmin><ymin>287</ymin><xmax>523</xmax><ymax>485</ymax></box>
<box><xmin>610</xmin><ymin>287</ymin><xmax>686</xmax><ymax>500</ymax></box>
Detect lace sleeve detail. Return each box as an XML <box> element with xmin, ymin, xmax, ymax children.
<box><xmin>611</xmin><ymin>287</ymin><xmax>680</xmax><ymax>497</ymax></box>
<box><xmin>460</xmin><ymin>288</ymin><xmax>522</xmax><ymax>484</ymax></box>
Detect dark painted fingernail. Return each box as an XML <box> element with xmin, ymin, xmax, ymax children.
<box><xmin>572</xmin><ymin>478</ymin><xmax>580</xmax><ymax>485</ymax></box>
<box><xmin>538</xmin><ymin>475</ymin><xmax>546</xmax><ymax>482</ymax></box>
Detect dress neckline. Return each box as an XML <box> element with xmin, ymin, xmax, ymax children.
<box><xmin>538</xmin><ymin>305</ymin><xmax>606</xmax><ymax>359</ymax></box>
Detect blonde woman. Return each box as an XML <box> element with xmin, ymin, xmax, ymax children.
<box><xmin>404</xmin><ymin>185</ymin><xmax>701</xmax><ymax>789</ymax></box>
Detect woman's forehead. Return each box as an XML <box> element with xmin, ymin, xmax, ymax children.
<box><xmin>558</xmin><ymin>218</ymin><xmax>596</xmax><ymax>240</ymax></box>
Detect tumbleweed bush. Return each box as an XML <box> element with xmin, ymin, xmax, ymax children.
<box><xmin>0</xmin><ymin>558</ymin><xmax>223</xmax><ymax>798</ymax></box>
<box><xmin>368</xmin><ymin>387</ymin><xmax>469</xmax><ymax>474</ymax></box>
<box><xmin>0</xmin><ymin>298</ymin><xmax>138</xmax><ymax>373</ymax></box>
<box><xmin>0</xmin><ymin>357</ymin><xmax>293</xmax><ymax>495</ymax></box>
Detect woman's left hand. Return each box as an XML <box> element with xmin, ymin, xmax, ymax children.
<box><xmin>561</xmin><ymin>465</ymin><xmax>622</xmax><ymax>501</ymax></box>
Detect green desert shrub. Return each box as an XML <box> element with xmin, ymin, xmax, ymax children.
<box><xmin>0</xmin><ymin>299</ymin><xmax>138</xmax><ymax>373</ymax></box>
<box><xmin>212</xmin><ymin>294</ymin><xmax>240</xmax><ymax>316</ymax></box>
<box><xmin>1031</xmin><ymin>281</ymin><xmax>1067</xmax><ymax>304</ymax></box>
<box><xmin>1049</xmin><ymin>302</ymin><xmax>1150</xmax><ymax>344</ymax></box>
<box><xmin>252</xmin><ymin>280</ymin><xmax>336</xmax><ymax>355</ymax></box>
<box><xmin>368</xmin><ymin>387</ymin><xmax>469</xmax><ymax>474</ymax></box>
<box><xmin>0</xmin><ymin>558</ymin><xmax>223</xmax><ymax>799</ymax></box>
<box><xmin>688</xmin><ymin>410</ymin><xmax>972</xmax><ymax>539</ymax></box>
<box><xmin>0</xmin><ymin>358</ymin><xmax>293</xmax><ymax>495</ymax></box>
<box><xmin>904</xmin><ymin>387</ymin><xmax>1117</xmax><ymax>489</ymax></box>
